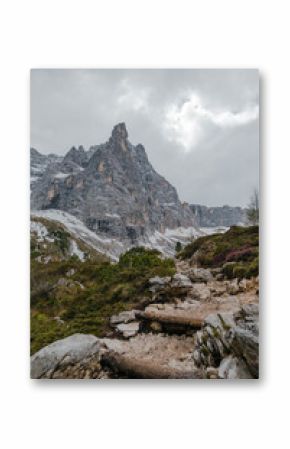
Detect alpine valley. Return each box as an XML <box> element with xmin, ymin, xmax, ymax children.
<box><xmin>30</xmin><ymin>123</ymin><xmax>259</xmax><ymax>379</ymax></box>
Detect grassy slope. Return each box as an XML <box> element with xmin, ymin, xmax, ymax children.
<box><xmin>31</xmin><ymin>237</ymin><xmax>175</xmax><ymax>354</ymax></box>
<box><xmin>31</xmin><ymin>220</ymin><xmax>258</xmax><ymax>354</ymax></box>
<box><xmin>31</xmin><ymin>216</ymin><xmax>106</xmax><ymax>262</ymax></box>
<box><xmin>179</xmin><ymin>225</ymin><xmax>259</xmax><ymax>279</ymax></box>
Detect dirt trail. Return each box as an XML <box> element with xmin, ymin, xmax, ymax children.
<box><xmin>99</xmin><ymin>258</ymin><xmax>258</xmax><ymax>378</ymax></box>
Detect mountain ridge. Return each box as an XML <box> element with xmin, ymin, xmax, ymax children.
<box><xmin>31</xmin><ymin>123</ymin><xmax>198</xmax><ymax>247</ymax></box>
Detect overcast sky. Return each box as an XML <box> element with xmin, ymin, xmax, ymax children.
<box><xmin>31</xmin><ymin>69</ymin><xmax>259</xmax><ymax>207</ymax></box>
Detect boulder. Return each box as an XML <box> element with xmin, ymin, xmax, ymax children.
<box><xmin>231</xmin><ymin>303</ymin><xmax>259</xmax><ymax>377</ymax></box>
<box><xmin>188</xmin><ymin>268</ymin><xmax>213</xmax><ymax>283</ymax></box>
<box><xmin>110</xmin><ymin>310</ymin><xmax>137</xmax><ymax>325</ymax></box>
<box><xmin>192</xmin><ymin>303</ymin><xmax>259</xmax><ymax>379</ymax></box>
<box><xmin>227</xmin><ymin>279</ymin><xmax>240</xmax><ymax>295</ymax></box>
<box><xmin>115</xmin><ymin>322</ymin><xmax>140</xmax><ymax>338</ymax></box>
<box><xmin>205</xmin><ymin>312</ymin><xmax>236</xmax><ymax>330</ymax></box>
<box><xmin>148</xmin><ymin>276</ymin><xmax>172</xmax><ymax>294</ymax></box>
<box><xmin>231</xmin><ymin>328</ymin><xmax>259</xmax><ymax>378</ymax></box>
<box><xmin>208</xmin><ymin>281</ymin><xmax>228</xmax><ymax>297</ymax></box>
<box><xmin>218</xmin><ymin>355</ymin><xmax>252</xmax><ymax>379</ymax></box>
<box><xmin>56</xmin><ymin>277</ymin><xmax>69</xmax><ymax>287</ymax></box>
<box><xmin>215</xmin><ymin>273</ymin><xmax>224</xmax><ymax>281</ymax></box>
<box><xmin>149</xmin><ymin>273</ymin><xmax>192</xmax><ymax>300</ymax></box>
<box><xmin>149</xmin><ymin>276</ymin><xmax>171</xmax><ymax>286</ymax></box>
<box><xmin>30</xmin><ymin>334</ymin><xmax>105</xmax><ymax>379</ymax></box>
<box><xmin>171</xmin><ymin>273</ymin><xmax>192</xmax><ymax>288</ymax></box>
<box><xmin>191</xmin><ymin>283</ymin><xmax>211</xmax><ymax>301</ymax></box>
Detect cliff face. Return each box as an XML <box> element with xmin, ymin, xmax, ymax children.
<box><xmin>30</xmin><ymin>148</ymin><xmax>62</xmax><ymax>185</ymax></box>
<box><xmin>190</xmin><ymin>204</ymin><xmax>247</xmax><ymax>227</ymax></box>
<box><xmin>31</xmin><ymin>123</ymin><xmax>196</xmax><ymax>243</ymax></box>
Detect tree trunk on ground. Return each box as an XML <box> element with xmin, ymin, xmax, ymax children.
<box><xmin>101</xmin><ymin>351</ymin><xmax>204</xmax><ymax>379</ymax></box>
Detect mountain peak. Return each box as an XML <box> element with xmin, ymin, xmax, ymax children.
<box><xmin>31</xmin><ymin>123</ymin><xmax>196</xmax><ymax>242</ymax></box>
<box><xmin>63</xmin><ymin>145</ymin><xmax>88</xmax><ymax>167</ymax></box>
<box><xmin>111</xmin><ymin>122</ymin><xmax>128</xmax><ymax>142</ymax></box>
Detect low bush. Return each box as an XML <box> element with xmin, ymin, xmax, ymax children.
<box><xmin>179</xmin><ymin>226</ymin><xmax>259</xmax><ymax>280</ymax></box>
<box><xmin>31</xmin><ymin>246</ymin><xmax>175</xmax><ymax>354</ymax></box>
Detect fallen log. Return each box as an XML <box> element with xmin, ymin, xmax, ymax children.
<box><xmin>101</xmin><ymin>351</ymin><xmax>204</xmax><ymax>379</ymax></box>
<box><xmin>135</xmin><ymin>309</ymin><xmax>204</xmax><ymax>329</ymax></box>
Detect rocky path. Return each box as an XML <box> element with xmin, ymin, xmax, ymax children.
<box><xmin>31</xmin><ymin>259</ymin><xmax>259</xmax><ymax>379</ymax></box>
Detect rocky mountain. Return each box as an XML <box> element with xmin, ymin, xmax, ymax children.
<box><xmin>31</xmin><ymin>123</ymin><xmax>199</xmax><ymax>255</ymax></box>
<box><xmin>30</xmin><ymin>148</ymin><xmax>62</xmax><ymax>185</ymax></box>
<box><xmin>190</xmin><ymin>204</ymin><xmax>247</xmax><ymax>227</ymax></box>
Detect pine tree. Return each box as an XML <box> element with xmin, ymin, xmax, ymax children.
<box><xmin>247</xmin><ymin>189</ymin><xmax>259</xmax><ymax>225</ymax></box>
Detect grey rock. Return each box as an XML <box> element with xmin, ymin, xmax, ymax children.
<box><xmin>218</xmin><ymin>355</ymin><xmax>252</xmax><ymax>379</ymax></box>
<box><xmin>53</xmin><ymin>316</ymin><xmax>65</xmax><ymax>325</ymax></box>
<box><xmin>205</xmin><ymin>312</ymin><xmax>236</xmax><ymax>330</ymax></box>
<box><xmin>115</xmin><ymin>322</ymin><xmax>140</xmax><ymax>338</ymax></box>
<box><xmin>190</xmin><ymin>204</ymin><xmax>247</xmax><ymax>227</ymax></box>
<box><xmin>191</xmin><ymin>283</ymin><xmax>211</xmax><ymax>301</ymax></box>
<box><xmin>188</xmin><ymin>268</ymin><xmax>213</xmax><ymax>283</ymax></box>
<box><xmin>30</xmin><ymin>148</ymin><xmax>62</xmax><ymax>185</ymax></box>
<box><xmin>56</xmin><ymin>277</ymin><xmax>69</xmax><ymax>287</ymax></box>
<box><xmin>149</xmin><ymin>276</ymin><xmax>171</xmax><ymax>286</ymax></box>
<box><xmin>192</xmin><ymin>304</ymin><xmax>259</xmax><ymax>378</ymax></box>
<box><xmin>215</xmin><ymin>273</ymin><xmax>224</xmax><ymax>281</ymax></box>
<box><xmin>31</xmin><ymin>123</ymin><xmax>196</xmax><ymax>244</ymax></box>
<box><xmin>171</xmin><ymin>273</ymin><xmax>192</xmax><ymax>288</ymax></box>
<box><xmin>227</xmin><ymin>279</ymin><xmax>240</xmax><ymax>295</ymax></box>
<box><xmin>206</xmin><ymin>367</ymin><xmax>219</xmax><ymax>379</ymax></box>
<box><xmin>110</xmin><ymin>310</ymin><xmax>137</xmax><ymax>325</ymax></box>
<box><xmin>231</xmin><ymin>319</ymin><xmax>259</xmax><ymax>379</ymax></box>
<box><xmin>30</xmin><ymin>334</ymin><xmax>104</xmax><ymax>379</ymax></box>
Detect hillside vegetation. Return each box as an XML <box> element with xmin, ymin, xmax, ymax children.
<box><xmin>178</xmin><ymin>226</ymin><xmax>259</xmax><ymax>279</ymax></box>
<box><xmin>31</xmin><ymin>245</ymin><xmax>175</xmax><ymax>354</ymax></box>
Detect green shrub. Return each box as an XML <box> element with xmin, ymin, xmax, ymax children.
<box><xmin>50</xmin><ymin>229</ymin><xmax>70</xmax><ymax>253</ymax></box>
<box><xmin>222</xmin><ymin>262</ymin><xmax>236</xmax><ymax>278</ymax></box>
<box><xmin>175</xmin><ymin>241</ymin><xmax>182</xmax><ymax>253</ymax></box>
<box><xmin>246</xmin><ymin>257</ymin><xmax>259</xmax><ymax>278</ymax></box>
<box><xmin>233</xmin><ymin>264</ymin><xmax>247</xmax><ymax>279</ymax></box>
<box><xmin>179</xmin><ymin>226</ymin><xmax>259</xmax><ymax>270</ymax></box>
<box><xmin>30</xmin><ymin>246</ymin><xmax>175</xmax><ymax>354</ymax></box>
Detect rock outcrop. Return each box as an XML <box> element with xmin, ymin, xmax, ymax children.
<box><xmin>30</xmin><ymin>148</ymin><xmax>62</xmax><ymax>185</ymax></box>
<box><xmin>190</xmin><ymin>204</ymin><xmax>247</xmax><ymax>227</ymax></box>
<box><xmin>30</xmin><ymin>334</ymin><xmax>106</xmax><ymax>379</ymax></box>
<box><xmin>192</xmin><ymin>303</ymin><xmax>259</xmax><ymax>378</ymax></box>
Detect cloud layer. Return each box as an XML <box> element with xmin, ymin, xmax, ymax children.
<box><xmin>164</xmin><ymin>92</ymin><xmax>258</xmax><ymax>151</ymax></box>
<box><xmin>31</xmin><ymin>69</ymin><xmax>259</xmax><ymax>207</ymax></box>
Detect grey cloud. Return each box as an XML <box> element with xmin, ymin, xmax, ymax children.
<box><xmin>31</xmin><ymin>69</ymin><xmax>259</xmax><ymax>207</ymax></box>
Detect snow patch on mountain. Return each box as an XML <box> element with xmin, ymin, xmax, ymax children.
<box><xmin>31</xmin><ymin>208</ymin><xmax>227</xmax><ymax>261</ymax></box>
<box><xmin>53</xmin><ymin>173</ymin><xmax>70</xmax><ymax>179</ymax></box>
<box><xmin>31</xmin><ymin>209</ymin><xmax>125</xmax><ymax>261</ymax></box>
<box><xmin>69</xmin><ymin>240</ymin><xmax>85</xmax><ymax>261</ymax></box>
<box><xmin>200</xmin><ymin>226</ymin><xmax>229</xmax><ymax>235</ymax></box>
<box><xmin>143</xmin><ymin>226</ymin><xmax>203</xmax><ymax>256</ymax></box>
<box><xmin>31</xmin><ymin>221</ymin><xmax>49</xmax><ymax>241</ymax></box>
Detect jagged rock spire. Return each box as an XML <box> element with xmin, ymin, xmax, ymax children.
<box><xmin>111</xmin><ymin>122</ymin><xmax>128</xmax><ymax>142</ymax></box>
